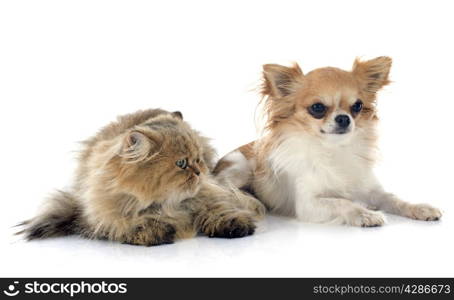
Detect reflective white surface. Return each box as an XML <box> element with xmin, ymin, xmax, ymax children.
<box><xmin>3</xmin><ymin>214</ymin><xmax>452</xmax><ymax>277</ymax></box>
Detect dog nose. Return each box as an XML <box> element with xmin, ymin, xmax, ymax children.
<box><xmin>335</xmin><ymin>114</ymin><xmax>351</xmax><ymax>128</ymax></box>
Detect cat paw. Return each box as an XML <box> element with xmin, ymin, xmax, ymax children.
<box><xmin>207</xmin><ymin>214</ymin><xmax>256</xmax><ymax>239</ymax></box>
<box><xmin>348</xmin><ymin>209</ymin><xmax>386</xmax><ymax>227</ymax></box>
<box><xmin>125</xmin><ymin>223</ymin><xmax>176</xmax><ymax>246</ymax></box>
<box><xmin>404</xmin><ymin>204</ymin><xmax>442</xmax><ymax>221</ymax></box>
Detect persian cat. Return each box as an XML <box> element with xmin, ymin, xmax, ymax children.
<box><xmin>18</xmin><ymin>109</ymin><xmax>265</xmax><ymax>246</ymax></box>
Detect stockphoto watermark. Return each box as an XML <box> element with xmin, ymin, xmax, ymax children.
<box><xmin>2</xmin><ymin>280</ymin><xmax>127</xmax><ymax>297</ymax></box>
<box><xmin>2</xmin><ymin>278</ymin><xmax>452</xmax><ymax>299</ymax></box>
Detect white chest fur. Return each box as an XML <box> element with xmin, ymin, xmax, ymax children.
<box><xmin>261</xmin><ymin>132</ymin><xmax>376</xmax><ymax>214</ymax></box>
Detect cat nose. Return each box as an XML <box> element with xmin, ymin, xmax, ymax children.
<box><xmin>190</xmin><ymin>165</ymin><xmax>200</xmax><ymax>176</ymax></box>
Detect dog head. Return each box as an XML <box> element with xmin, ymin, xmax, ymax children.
<box><xmin>261</xmin><ymin>57</ymin><xmax>392</xmax><ymax>143</ymax></box>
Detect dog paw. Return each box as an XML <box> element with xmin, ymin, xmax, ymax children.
<box><xmin>404</xmin><ymin>204</ymin><xmax>442</xmax><ymax>221</ymax></box>
<box><xmin>246</xmin><ymin>195</ymin><xmax>267</xmax><ymax>218</ymax></box>
<box><xmin>348</xmin><ymin>209</ymin><xmax>386</xmax><ymax>227</ymax></box>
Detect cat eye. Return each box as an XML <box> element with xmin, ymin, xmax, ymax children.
<box><xmin>308</xmin><ymin>102</ymin><xmax>327</xmax><ymax>119</ymax></box>
<box><xmin>351</xmin><ymin>99</ymin><xmax>363</xmax><ymax>115</ymax></box>
<box><xmin>176</xmin><ymin>158</ymin><xmax>188</xmax><ymax>169</ymax></box>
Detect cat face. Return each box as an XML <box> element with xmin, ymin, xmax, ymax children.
<box><xmin>111</xmin><ymin>114</ymin><xmax>208</xmax><ymax>204</ymax></box>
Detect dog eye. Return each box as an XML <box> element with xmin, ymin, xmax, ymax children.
<box><xmin>176</xmin><ymin>158</ymin><xmax>188</xmax><ymax>169</ymax></box>
<box><xmin>308</xmin><ymin>102</ymin><xmax>327</xmax><ymax>119</ymax></box>
<box><xmin>351</xmin><ymin>100</ymin><xmax>363</xmax><ymax>114</ymax></box>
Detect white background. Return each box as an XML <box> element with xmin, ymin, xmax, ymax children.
<box><xmin>1</xmin><ymin>0</ymin><xmax>453</xmax><ymax>277</ymax></box>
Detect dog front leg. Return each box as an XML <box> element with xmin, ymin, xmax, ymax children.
<box><xmin>295</xmin><ymin>194</ymin><xmax>386</xmax><ymax>227</ymax></box>
<box><xmin>365</xmin><ymin>190</ymin><xmax>442</xmax><ymax>221</ymax></box>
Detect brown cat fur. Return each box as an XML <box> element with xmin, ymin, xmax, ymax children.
<box><xmin>18</xmin><ymin>109</ymin><xmax>265</xmax><ymax>246</ymax></box>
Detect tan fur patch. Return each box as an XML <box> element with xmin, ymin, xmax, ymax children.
<box><xmin>239</xmin><ymin>142</ymin><xmax>256</xmax><ymax>160</ymax></box>
<box><xmin>212</xmin><ymin>159</ymin><xmax>233</xmax><ymax>175</ymax></box>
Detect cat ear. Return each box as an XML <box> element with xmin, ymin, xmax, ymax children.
<box><xmin>262</xmin><ymin>63</ymin><xmax>303</xmax><ymax>98</ymax></box>
<box><xmin>121</xmin><ymin>131</ymin><xmax>160</xmax><ymax>163</ymax></box>
<box><xmin>171</xmin><ymin>111</ymin><xmax>183</xmax><ymax>120</ymax></box>
<box><xmin>352</xmin><ymin>56</ymin><xmax>392</xmax><ymax>95</ymax></box>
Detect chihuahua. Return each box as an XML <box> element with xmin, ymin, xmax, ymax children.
<box><xmin>214</xmin><ymin>57</ymin><xmax>442</xmax><ymax>226</ymax></box>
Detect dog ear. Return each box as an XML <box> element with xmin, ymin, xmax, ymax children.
<box><xmin>262</xmin><ymin>63</ymin><xmax>303</xmax><ymax>98</ymax></box>
<box><xmin>352</xmin><ymin>56</ymin><xmax>392</xmax><ymax>95</ymax></box>
<box><xmin>120</xmin><ymin>130</ymin><xmax>161</xmax><ymax>163</ymax></box>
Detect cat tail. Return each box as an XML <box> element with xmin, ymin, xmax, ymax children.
<box><xmin>16</xmin><ymin>191</ymin><xmax>82</xmax><ymax>240</ymax></box>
